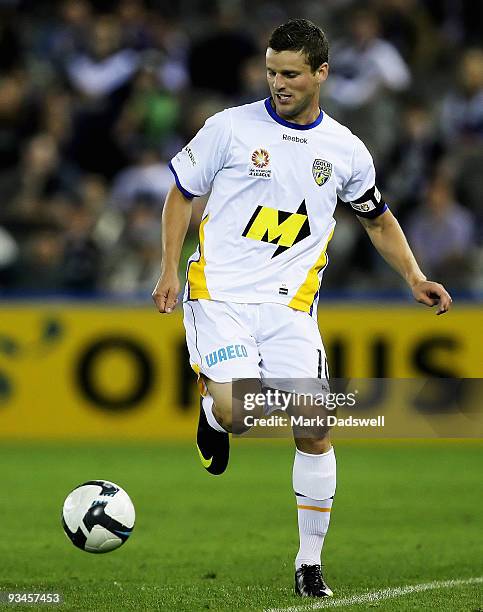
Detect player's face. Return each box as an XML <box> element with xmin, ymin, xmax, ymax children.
<box><xmin>266</xmin><ymin>48</ymin><xmax>328</xmax><ymax>122</ymax></box>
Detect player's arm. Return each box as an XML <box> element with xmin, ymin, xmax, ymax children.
<box><xmin>152</xmin><ymin>108</ymin><xmax>231</xmax><ymax>313</ymax></box>
<box><xmin>152</xmin><ymin>185</ymin><xmax>193</xmax><ymax>314</ymax></box>
<box><xmin>358</xmin><ymin>209</ymin><xmax>452</xmax><ymax>315</ymax></box>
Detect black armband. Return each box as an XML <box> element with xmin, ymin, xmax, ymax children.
<box><xmin>348</xmin><ymin>185</ymin><xmax>388</xmax><ymax>218</ymax></box>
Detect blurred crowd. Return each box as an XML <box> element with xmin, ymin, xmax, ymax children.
<box><xmin>0</xmin><ymin>0</ymin><xmax>482</xmax><ymax>297</ymax></box>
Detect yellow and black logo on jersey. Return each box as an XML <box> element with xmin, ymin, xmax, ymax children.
<box><xmin>312</xmin><ymin>159</ymin><xmax>332</xmax><ymax>186</ymax></box>
<box><xmin>242</xmin><ymin>200</ymin><xmax>311</xmax><ymax>257</ymax></box>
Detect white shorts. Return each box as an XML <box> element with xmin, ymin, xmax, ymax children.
<box><xmin>183</xmin><ymin>299</ymin><xmax>329</xmax><ymax>394</ymax></box>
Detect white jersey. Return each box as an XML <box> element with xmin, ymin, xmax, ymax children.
<box><xmin>170</xmin><ymin>98</ymin><xmax>387</xmax><ymax>313</ymax></box>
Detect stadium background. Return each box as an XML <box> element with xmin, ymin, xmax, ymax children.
<box><xmin>0</xmin><ymin>1</ymin><xmax>482</xmax><ymax>610</ymax></box>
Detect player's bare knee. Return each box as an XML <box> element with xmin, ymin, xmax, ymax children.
<box><xmin>212</xmin><ymin>399</ymin><xmax>263</xmax><ymax>434</ymax></box>
<box><xmin>212</xmin><ymin>402</ymin><xmax>234</xmax><ymax>433</ymax></box>
<box><xmin>232</xmin><ymin>379</ymin><xmax>264</xmax><ymax>433</ymax></box>
<box><xmin>209</xmin><ymin>377</ymin><xmax>263</xmax><ymax>434</ymax></box>
<box><xmin>295</xmin><ymin>434</ymin><xmax>331</xmax><ymax>455</ymax></box>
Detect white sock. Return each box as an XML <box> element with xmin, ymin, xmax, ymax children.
<box><xmin>295</xmin><ymin>495</ymin><xmax>332</xmax><ymax>569</ymax></box>
<box><xmin>202</xmin><ymin>394</ymin><xmax>227</xmax><ymax>433</ymax></box>
<box><xmin>293</xmin><ymin>447</ymin><xmax>336</xmax><ymax>500</ymax></box>
<box><xmin>292</xmin><ymin>447</ymin><xmax>336</xmax><ymax>570</ymax></box>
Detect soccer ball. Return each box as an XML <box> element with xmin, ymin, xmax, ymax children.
<box><xmin>62</xmin><ymin>480</ymin><xmax>135</xmax><ymax>553</ymax></box>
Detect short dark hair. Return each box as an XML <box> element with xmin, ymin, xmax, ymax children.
<box><xmin>268</xmin><ymin>19</ymin><xmax>329</xmax><ymax>72</ymax></box>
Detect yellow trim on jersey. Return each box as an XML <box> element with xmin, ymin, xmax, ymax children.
<box><xmin>288</xmin><ymin>229</ymin><xmax>335</xmax><ymax>312</ymax></box>
<box><xmin>188</xmin><ymin>215</ymin><xmax>211</xmax><ymax>300</ymax></box>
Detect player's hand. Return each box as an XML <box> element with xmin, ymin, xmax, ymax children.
<box><xmin>411</xmin><ymin>280</ymin><xmax>452</xmax><ymax>315</ymax></box>
<box><xmin>152</xmin><ymin>271</ymin><xmax>180</xmax><ymax>314</ymax></box>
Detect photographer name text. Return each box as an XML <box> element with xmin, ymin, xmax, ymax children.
<box><xmin>243</xmin><ymin>415</ymin><xmax>385</xmax><ymax>428</ymax></box>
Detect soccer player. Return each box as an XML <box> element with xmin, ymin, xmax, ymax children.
<box><xmin>152</xmin><ymin>19</ymin><xmax>452</xmax><ymax>598</ymax></box>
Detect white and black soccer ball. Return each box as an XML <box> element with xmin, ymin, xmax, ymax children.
<box><xmin>62</xmin><ymin>480</ymin><xmax>135</xmax><ymax>553</ymax></box>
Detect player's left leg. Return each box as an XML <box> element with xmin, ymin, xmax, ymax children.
<box><xmin>257</xmin><ymin>304</ymin><xmax>335</xmax><ymax>597</ymax></box>
<box><xmin>292</xmin><ymin>432</ymin><xmax>335</xmax><ymax>598</ymax></box>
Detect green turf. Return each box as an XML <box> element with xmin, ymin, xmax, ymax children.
<box><xmin>0</xmin><ymin>440</ymin><xmax>481</xmax><ymax>611</ymax></box>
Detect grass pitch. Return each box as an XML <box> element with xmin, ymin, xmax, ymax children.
<box><xmin>0</xmin><ymin>440</ymin><xmax>481</xmax><ymax>611</ymax></box>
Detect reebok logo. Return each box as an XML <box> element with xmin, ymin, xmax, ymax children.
<box><xmin>184</xmin><ymin>146</ymin><xmax>196</xmax><ymax>166</ymax></box>
<box><xmin>283</xmin><ymin>134</ymin><xmax>308</xmax><ymax>144</ymax></box>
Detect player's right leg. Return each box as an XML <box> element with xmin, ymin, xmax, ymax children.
<box><xmin>196</xmin><ymin>377</ymin><xmax>263</xmax><ymax>474</ymax></box>
<box><xmin>183</xmin><ymin>300</ymin><xmax>262</xmax><ymax>475</ymax></box>
<box><xmin>196</xmin><ymin>386</ymin><xmax>230</xmax><ymax>476</ymax></box>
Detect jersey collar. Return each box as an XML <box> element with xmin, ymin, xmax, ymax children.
<box><xmin>264</xmin><ymin>97</ymin><xmax>323</xmax><ymax>130</ymax></box>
